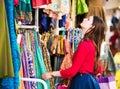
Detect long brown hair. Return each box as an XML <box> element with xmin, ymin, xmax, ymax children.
<box><xmin>83</xmin><ymin>16</ymin><xmax>105</xmax><ymax>74</ymax></box>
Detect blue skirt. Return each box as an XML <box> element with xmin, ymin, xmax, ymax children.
<box><xmin>69</xmin><ymin>73</ymin><xmax>100</xmax><ymax>89</ymax></box>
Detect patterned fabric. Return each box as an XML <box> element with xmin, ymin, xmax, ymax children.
<box><xmin>69</xmin><ymin>28</ymin><xmax>82</xmax><ymax>52</ymax></box>
<box><xmin>41</xmin><ymin>39</ymin><xmax>55</xmax><ymax>89</ymax></box>
<box><xmin>46</xmin><ymin>0</ymin><xmax>70</xmax><ymax>14</ymax></box>
<box><xmin>19</xmin><ymin>31</ymin><xmax>42</xmax><ymax>89</ymax></box>
<box><xmin>21</xmin><ymin>32</ymin><xmax>37</xmax><ymax>89</ymax></box>
<box><xmin>15</xmin><ymin>0</ymin><xmax>32</xmax><ymax>23</ymax></box>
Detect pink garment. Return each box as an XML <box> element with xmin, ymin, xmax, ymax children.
<box><xmin>14</xmin><ymin>0</ymin><xmax>19</xmax><ymax>6</ymax></box>
<box><xmin>32</xmin><ymin>0</ymin><xmax>51</xmax><ymax>8</ymax></box>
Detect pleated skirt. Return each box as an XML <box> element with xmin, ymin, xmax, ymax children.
<box><xmin>69</xmin><ymin>73</ymin><xmax>100</xmax><ymax>89</ymax></box>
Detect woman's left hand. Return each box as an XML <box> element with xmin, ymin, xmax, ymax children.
<box><xmin>42</xmin><ymin>72</ymin><xmax>52</xmax><ymax>80</ymax></box>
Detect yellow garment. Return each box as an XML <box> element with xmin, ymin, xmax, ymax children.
<box><xmin>115</xmin><ymin>70</ymin><xmax>120</xmax><ymax>89</ymax></box>
<box><xmin>71</xmin><ymin>0</ymin><xmax>76</xmax><ymax>28</ymax></box>
<box><xmin>114</xmin><ymin>52</ymin><xmax>120</xmax><ymax>64</ymax></box>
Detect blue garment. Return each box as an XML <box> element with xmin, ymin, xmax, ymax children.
<box><xmin>2</xmin><ymin>0</ymin><xmax>20</xmax><ymax>89</ymax></box>
<box><xmin>59</xmin><ymin>15</ymin><xmax>66</xmax><ymax>27</ymax></box>
<box><xmin>69</xmin><ymin>73</ymin><xmax>100</xmax><ymax>89</ymax></box>
<box><xmin>41</xmin><ymin>14</ymin><xmax>51</xmax><ymax>32</ymax></box>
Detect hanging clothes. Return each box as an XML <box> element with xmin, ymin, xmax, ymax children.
<box><xmin>33</xmin><ymin>31</ymin><xmax>51</xmax><ymax>89</ymax></box>
<box><xmin>15</xmin><ymin>0</ymin><xmax>32</xmax><ymax>23</ymax></box>
<box><xmin>76</xmin><ymin>0</ymin><xmax>88</xmax><ymax>15</ymax></box>
<box><xmin>41</xmin><ymin>33</ymin><xmax>55</xmax><ymax>89</ymax></box>
<box><xmin>32</xmin><ymin>0</ymin><xmax>51</xmax><ymax>8</ymax></box>
<box><xmin>20</xmin><ymin>31</ymin><xmax>37</xmax><ymax>89</ymax></box>
<box><xmin>14</xmin><ymin>0</ymin><xmax>19</xmax><ymax>6</ymax></box>
<box><xmin>0</xmin><ymin>0</ymin><xmax>14</xmax><ymax>79</ymax></box>
<box><xmin>18</xmin><ymin>30</ymin><xmax>51</xmax><ymax>89</ymax></box>
<box><xmin>1</xmin><ymin>0</ymin><xmax>20</xmax><ymax>89</ymax></box>
<box><xmin>44</xmin><ymin>0</ymin><xmax>70</xmax><ymax>18</ymax></box>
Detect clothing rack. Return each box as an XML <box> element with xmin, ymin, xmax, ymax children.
<box><xmin>17</xmin><ymin>25</ymin><xmax>38</xmax><ymax>29</ymax></box>
<box><xmin>17</xmin><ymin>8</ymin><xmax>39</xmax><ymax>32</ymax></box>
<box><xmin>17</xmin><ymin>8</ymin><xmax>48</xmax><ymax>89</ymax></box>
<box><xmin>20</xmin><ymin>77</ymin><xmax>47</xmax><ymax>89</ymax></box>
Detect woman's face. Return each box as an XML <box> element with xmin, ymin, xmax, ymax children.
<box><xmin>80</xmin><ymin>16</ymin><xmax>94</xmax><ymax>32</ymax></box>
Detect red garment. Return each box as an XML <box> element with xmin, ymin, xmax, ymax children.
<box><xmin>60</xmin><ymin>39</ymin><xmax>97</xmax><ymax>78</ymax></box>
<box><xmin>32</xmin><ymin>0</ymin><xmax>51</xmax><ymax>8</ymax></box>
<box><xmin>109</xmin><ymin>32</ymin><xmax>119</xmax><ymax>46</ymax></box>
<box><xmin>14</xmin><ymin>0</ymin><xmax>19</xmax><ymax>6</ymax></box>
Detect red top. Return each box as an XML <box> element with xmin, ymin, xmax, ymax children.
<box><xmin>60</xmin><ymin>39</ymin><xmax>101</xmax><ymax>78</ymax></box>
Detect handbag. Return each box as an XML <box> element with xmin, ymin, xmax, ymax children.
<box><xmin>96</xmin><ymin>76</ymin><xmax>117</xmax><ymax>89</ymax></box>
<box><xmin>56</xmin><ymin>85</ymin><xmax>69</xmax><ymax>89</ymax></box>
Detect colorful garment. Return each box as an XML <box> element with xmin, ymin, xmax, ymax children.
<box><xmin>34</xmin><ymin>31</ymin><xmax>51</xmax><ymax>89</ymax></box>
<box><xmin>15</xmin><ymin>0</ymin><xmax>32</xmax><ymax>23</ymax></box>
<box><xmin>0</xmin><ymin>0</ymin><xmax>14</xmax><ymax>78</ymax></box>
<box><xmin>45</xmin><ymin>0</ymin><xmax>70</xmax><ymax>15</ymax></box>
<box><xmin>2</xmin><ymin>0</ymin><xmax>20</xmax><ymax>89</ymax></box>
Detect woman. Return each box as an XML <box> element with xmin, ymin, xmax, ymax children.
<box><xmin>42</xmin><ymin>16</ymin><xmax>105</xmax><ymax>89</ymax></box>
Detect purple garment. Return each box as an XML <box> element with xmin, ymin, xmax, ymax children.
<box><xmin>21</xmin><ymin>34</ymin><xmax>37</xmax><ymax>89</ymax></box>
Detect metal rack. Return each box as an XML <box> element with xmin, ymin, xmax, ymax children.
<box><xmin>20</xmin><ymin>77</ymin><xmax>47</xmax><ymax>89</ymax></box>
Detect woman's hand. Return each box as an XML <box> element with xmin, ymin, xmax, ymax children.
<box><xmin>42</xmin><ymin>72</ymin><xmax>52</xmax><ymax>80</ymax></box>
<box><xmin>96</xmin><ymin>73</ymin><xmax>101</xmax><ymax>78</ymax></box>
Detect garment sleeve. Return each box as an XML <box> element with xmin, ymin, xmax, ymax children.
<box><xmin>60</xmin><ymin>42</ymin><xmax>87</xmax><ymax>78</ymax></box>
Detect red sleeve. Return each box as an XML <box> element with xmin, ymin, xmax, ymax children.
<box><xmin>60</xmin><ymin>42</ymin><xmax>87</xmax><ymax>78</ymax></box>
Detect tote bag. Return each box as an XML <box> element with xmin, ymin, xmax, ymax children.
<box><xmin>97</xmin><ymin>76</ymin><xmax>116</xmax><ymax>89</ymax></box>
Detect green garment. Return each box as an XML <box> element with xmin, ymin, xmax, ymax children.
<box><xmin>0</xmin><ymin>0</ymin><xmax>14</xmax><ymax>78</ymax></box>
<box><xmin>76</xmin><ymin>0</ymin><xmax>88</xmax><ymax>15</ymax></box>
<box><xmin>34</xmin><ymin>32</ymin><xmax>51</xmax><ymax>89</ymax></box>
